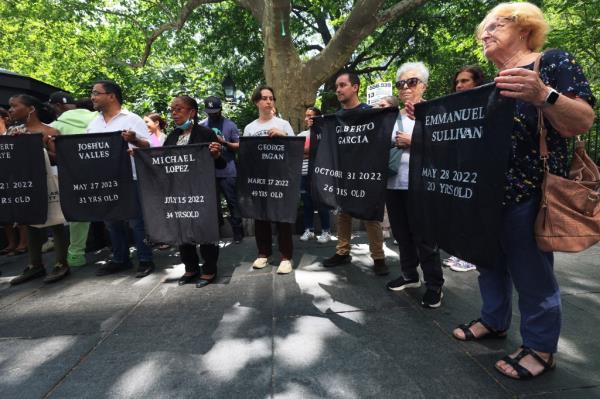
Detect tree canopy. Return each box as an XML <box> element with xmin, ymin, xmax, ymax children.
<box><xmin>1</xmin><ymin>0</ymin><xmax>598</xmax><ymax>130</ymax></box>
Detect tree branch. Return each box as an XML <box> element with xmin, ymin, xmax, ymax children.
<box><xmin>291</xmin><ymin>8</ymin><xmax>319</xmax><ymax>33</ymax></box>
<box><xmin>291</xmin><ymin>3</ymin><xmax>309</xmax><ymax>12</ymax></box>
<box><xmin>378</xmin><ymin>0</ymin><xmax>429</xmax><ymax>25</ymax></box>
<box><xmin>235</xmin><ymin>0</ymin><xmax>265</xmax><ymax>24</ymax></box>
<box><xmin>354</xmin><ymin>46</ymin><xmax>405</xmax><ymax>74</ymax></box>
<box><xmin>314</xmin><ymin>13</ymin><xmax>332</xmax><ymax>44</ymax></box>
<box><xmin>306</xmin><ymin>44</ymin><xmax>324</xmax><ymax>52</ymax></box>
<box><xmin>306</xmin><ymin>0</ymin><xmax>428</xmax><ymax>82</ymax></box>
<box><xmin>349</xmin><ymin>51</ymin><xmax>378</xmax><ymax>69</ymax></box>
<box><xmin>350</xmin><ymin>22</ymin><xmax>418</xmax><ymax>70</ymax></box>
<box><xmin>125</xmin><ymin>0</ymin><xmax>224</xmax><ymax>68</ymax></box>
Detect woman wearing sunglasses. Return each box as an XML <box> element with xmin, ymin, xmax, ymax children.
<box><xmin>384</xmin><ymin>62</ymin><xmax>444</xmax><ymax>309</ymax></box>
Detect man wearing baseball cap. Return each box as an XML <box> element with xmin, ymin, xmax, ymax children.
<box><xmin>201</xmin><ymin>96</ymin><xmax>244</xmax><ymax>243</ymax></box>
<box><xmin>48</xmin><ymin>91</ymin><xmax>76</xmax><ymax>116</ymax></box>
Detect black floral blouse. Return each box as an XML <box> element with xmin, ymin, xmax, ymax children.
<box><xmin>504</xmin><ymin>49</ymin><xmax>596</xmax><ymax>205</ymax></box>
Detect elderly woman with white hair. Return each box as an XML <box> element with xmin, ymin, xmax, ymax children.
<box><xmin>451</xmin><ymin>2</ymin><xmax>595</xmax><ymax>380</ymax></box>
<box><xmin>384</xmin><ymin>61</ymin><xmax>444</xmax><ymax>309</ymax></box>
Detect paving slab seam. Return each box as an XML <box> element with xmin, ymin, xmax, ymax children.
<box><xmin>0</xmin><ymin>265</ymin><xmax>102</xmax><ymax>312</ymax></box>
<box><xmin>270</xmin><ymin>269</ymin><xmax>276</xmax><ymax>399</ymax></box>
<box><xmin>274</xmin><ymin>306</ymin><xmax>409</xmax><ymax>321</ymax></box>
<box><xmin>0</xmin><ymin>289</ymin><xmax>41</xmax><ymax>312</ymax></box>
<box><xmin>519</xmin><ymin>384</ymin><xmax>600</xmax><ymax>398</ymax></box>
<box><xmin>562</xmin><ymin>290</ymin><xmax>600</xmax><ymax>296</ymax></box>
<box><xmin>0</xmin><ymin>332</ymin><xmax>97</xmax><ymax>341</ymax></box>
<box><xmin>41</xmin><ymin>278</ymin><xmax>164</xmax><ymax>399</ymax></box>
<box><xmin>423</xmin><ymin>312</ymin><xmax>515</xmax><ymax>396</ymax></box>
<box><xmin>441</xmin><ymin>339</ymin><xmax>515</xmax><ymax>397</ymax></box>
<box><xmin>235</xmin><ymin>271</ymin><xmax>276</xmax><ymax>280</ymax></box>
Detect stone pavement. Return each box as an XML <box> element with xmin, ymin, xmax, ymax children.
<box><xmin>0</xmin><ymin>234</ymin><xmax>599</xmax><ymax>398</ymax></box>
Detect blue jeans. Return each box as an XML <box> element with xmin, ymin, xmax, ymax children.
<box><xmin>300</xmin><ymin>175</ymin><xmax>330</xmax><ymax>231</ymax></box>
<box><xmin>217</xmin><ymin>177</ymin><xmax>243</xmax><ymax>237</ymax></box>
<box><xmin>105</xmin><ymin>182</ymin><xmax>153</xmax><ymax>264</ymax></box>
<box><xmin>478</xmin><ymin>195</ymin><xmax>561</xmax><ymax>353</ymax></box>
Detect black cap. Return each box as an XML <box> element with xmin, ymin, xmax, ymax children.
<box><xmin>204</xmin><ymin>96</ymin><xmax>222</xmax><ymax>114</ymax></box>
<box><xmin>49</xmin><ymin>91</ymin><xmax>75</xmax><ymax>105</ymax></box>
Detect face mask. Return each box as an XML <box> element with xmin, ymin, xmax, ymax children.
<box><xmin>175</xmin><ymin>110</ymin><xmax>194</xmax><ymax>130</ymax></box>
<box><xmin>175</xmin><ymin>119</ymin><xmax>193</xmax><ymax>130</ymax></box>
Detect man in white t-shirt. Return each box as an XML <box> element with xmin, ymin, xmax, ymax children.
<box><xmin>86</xmin><ymin>80</ymin><xmax>155</xmax><ymax>278</ymax></box>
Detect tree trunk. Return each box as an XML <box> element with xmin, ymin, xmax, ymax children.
<box><xmin>253</xmin><ymin>0</ymin><xmax>428</xmax><ymax>131</ymax></box>
<box><xmin>260</xmin><ymin>0</ymin><xmax>320</xmax><ymax>133</ymax></box>
<box><xmin>267</xmin><ymin>67</ymin><xmax>322</xmax><ymax>133</ymax></box>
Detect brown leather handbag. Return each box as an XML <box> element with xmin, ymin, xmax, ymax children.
<box><xmin>533</xmin><ymin>57</ymin><xmax>600</xmax><ymax>252</ymax></box>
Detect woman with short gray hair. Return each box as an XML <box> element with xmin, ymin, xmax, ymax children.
<box><xmin>395</xmin><ymin>61</ymin><xmax>429</xmax><ymax>86</ymax></box>
<box><xmin>385</xmin><ymin>61</ymin><xmax>444</xmax><ymax>309</ymax></box>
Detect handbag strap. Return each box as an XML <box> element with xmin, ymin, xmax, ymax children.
<box><xmin>533</xmin><ymin>53</ymin><xmax>549</xmax><ymax>168</ymax></box>
<box><xmin>535</xmin><ymin>51</ymin><xmax>587</xmax><ymax>169</ymax></box>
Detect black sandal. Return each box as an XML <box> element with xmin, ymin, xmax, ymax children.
<box><xmin>454</xmin><ymin>318</ymin><xmax>507</xmax><ymax>341</ymax></box>
<box><xmin>496</xmin><ymin>346</ymin><xmax>556</xmax><ymax>380</ymax></box>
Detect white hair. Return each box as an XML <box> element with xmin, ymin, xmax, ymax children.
<box><xmin>396</xmin><ymin>61</ymin><xmax>429</xmax><ymax>84</ymax></box>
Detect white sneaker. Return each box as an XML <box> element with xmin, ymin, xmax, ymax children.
<box><xmin>317</xmin><ymin>231</ymin><xmax>332</xmax><ymax>243</ymax></box>
<box><xmin>277</xmin><ymin>259</ymin><xmax>293</xmax><ymax>274</ymax></box>
<box><xmin>300</xmin><ymin>229</ymin><xmax>315</xmax><ymax>241</ymax></box>
<box><xmin>450</xmin><ymin>260</ymin><xmax>477</xmax><ymax>272</ymax></box>
<box><xmin>442</xmin><ymin>256</ymin><xmax>459</xmax><ymax>267</ymax></box>
<box><xmin>252</xmin><ymin>257</ymin><xmax>270</xmax><ymax>269</ymax></box>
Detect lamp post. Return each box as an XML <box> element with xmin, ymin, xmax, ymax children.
<box><xmin>222</xmin><ymin>76</ymin><xmax>235</xmax><ymax>102</ymax></box>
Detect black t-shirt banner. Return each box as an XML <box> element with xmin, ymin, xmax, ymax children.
<box><xmin>134</xmin><ymin>144</ymin><xmax>219</xmax><ymax>245</ymax></box>
<box><xmin>409</xmin><ymin>83</ymin><xmax>515</xmax><ymax>268</ymax></box>
<box><xmin>237</xmin><ymin>137</ymin><xmax>304</xmax><ymax>223</ymax></box>
<box><xmin>55</xmin><ymin>132</ymin><xmax>136</xmax><ymax>221</ymax></box>
<box><xmin>310</xmin><ymin>107</ymin><xmax>398</xmax><ymax>221</ymax></box>
<box><xmin>0</xmin><ymin>134</ymin><xmax>47</xmax><ymax>224</ymax></box>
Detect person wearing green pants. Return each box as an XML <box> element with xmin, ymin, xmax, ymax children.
<box><xmin>49</xmin><ymin>93</ymin><xmax>98</xmax><ymax>267</ymax></box>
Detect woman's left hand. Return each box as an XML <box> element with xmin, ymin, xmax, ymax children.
<box><xmin>42</xmin><ymin>134</ymin><xmax>54</xmax><ymax>146</ymax></box>
<box><xmin>495</xmin><ymin>68</ymin><xmax>549</xmax><ymax>107</ymax></box>
<box><xmin>267</xmin><ymin>128</ymin><xmax>285</xmax><ymax>137</ymax></box>
<box><xmin>395</xmin><ymin>132</ymin><xmax>411</xmax><ymax>148</ymax></box>
<box><xmin>44</xmin><ymin>134</ymin><xmax>56</xmax><ymax>154</ymax></box>
<box><xmin>209</xmin><ymin>142</ymin><xmax>221</xmax><ymax>159</ymax></box>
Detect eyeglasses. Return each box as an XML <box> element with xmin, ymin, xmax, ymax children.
<box><xmin>260</xmin><ymin>96</ymin><xmax>275</xmax><ymax>102</ymax></box>
<box><xmin>167</xmin><ymin>107</ymin><xmax>190</xmax><ymax>114</ymax></box>
<box><xmin>482</xmin><ymin>16</ymin><xmax>515</xmax><ymax>35</ymax></box>
<box><xmin>90</xmin><ymin>91</ymin><xmax>109</xmax><ymax>97</ymax></box>
<box><xmin>395</xmin><ymin>77</ymin><xmax>422</xmax><ymax>89</ymax></box>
